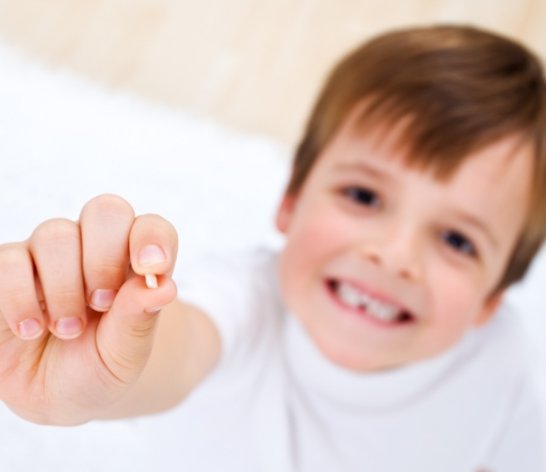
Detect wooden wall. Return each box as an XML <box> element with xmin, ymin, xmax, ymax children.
<box><xmin>0</xmin><ymin>0</ymin><xmax>544</xmax><ymax>146</ymax></box>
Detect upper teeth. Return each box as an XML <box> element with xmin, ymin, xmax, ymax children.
<box><xmin>337</xmin><ymin>282</ymin><xmax>401</xmax><ymax>322</ymax></box>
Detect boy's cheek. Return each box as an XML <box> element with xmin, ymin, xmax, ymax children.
<box><xmin>426</xmin><ymin>284</ymin><xmax>488</xmax><ymax>342</ymax></box>
<box><xmin>292</xmin><ymin>208</ymin><xmax>360</xmax><ymax>251</ymax></box>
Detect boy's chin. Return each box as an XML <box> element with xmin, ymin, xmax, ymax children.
<box><xmin>304</xmin><ymin>325</ymin><xmax>407</xmax><ymax>373</ymax></box>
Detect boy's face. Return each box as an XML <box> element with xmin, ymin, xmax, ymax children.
<box><xmin>276</xmin><ymin>110</ymin><xmax>533</xmax><ymax>372</ymax></box>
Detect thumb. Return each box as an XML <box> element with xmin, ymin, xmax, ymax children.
<box><xmin>95</xmin><ymin>274</ymin><xmax>177</xmax><ymax>385</ymax></box>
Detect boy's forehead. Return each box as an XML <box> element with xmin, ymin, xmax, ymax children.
<box><xmin>325</xmin><ymin>106</ymin><xmax>429</xmax><ymax>173</ymax></box>
<box><xmin>327</xmin><ymin>104</ymin><xmax>534</xmax><ymax>187</ymax></box>
<box><xmin>321</xmin><ymin>111</ymin><xmax>424</xmax><ymax>176</ymax></box>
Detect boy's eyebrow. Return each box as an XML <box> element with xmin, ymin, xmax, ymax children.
<box><xmin>333</xmin><ymin>161</ymin><xmax>394</xmax><ymax>181</ymax></box>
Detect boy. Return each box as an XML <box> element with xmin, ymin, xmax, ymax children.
<box><xmin>0</xmin><ymin>24</ymin><xmax>545</xmax><ymax>471</ymax></box>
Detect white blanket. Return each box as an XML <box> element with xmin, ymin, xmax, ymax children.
<box><xmin>0</xmin><ymin>42</ymin><xmax>544</xmax><ymax>471</ymax></box>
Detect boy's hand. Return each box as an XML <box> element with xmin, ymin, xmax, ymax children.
<box><xmin>0</xmin><ymin>194</ymin><xmax>178</xmax><ymax>425</ymax></box>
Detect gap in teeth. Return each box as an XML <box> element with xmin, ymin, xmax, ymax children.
<box><xmin>335</xmin><ymin>281</ymin><xmax>402</xmax><ymax>322</ymax></box>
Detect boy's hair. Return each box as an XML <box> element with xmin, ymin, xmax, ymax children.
<box><xmin>287</xmin><ymin>25</ymin><xmax>546</xmax><ymax>293</ymax></box>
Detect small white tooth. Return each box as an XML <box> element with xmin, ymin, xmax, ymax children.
<box><xmin>368</xmin><ymin>300</ymin><xmax>399</xmax><ymax>322</ymax></box>
<box><xmin>337</xmin><ymin>282</ymin><xmax>401</xmax><ymax>322</ymax></box>
<box><xmin>338</xmin><ymin>283</ymin><xmax>361</xmax><ymax>308</ymax></box>
<box><xmin>367</xmin><ymin>300</ymin><xmax>382</xmax><ymax>317</ymax></box>
<box><xmin>381</xmin><ymin>305</ymin><xmax>399</xmax><ymax>321</ymax></box>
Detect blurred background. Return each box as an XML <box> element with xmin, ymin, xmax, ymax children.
<box><xmin>0</xmin><ymin>0</ymin><xmax>545</xmax><ymax>146</ymax></box>
<box><xmin>0</xmin><ymin>1</ymin><xmax>545</xmax><ymax>471</ymax></box>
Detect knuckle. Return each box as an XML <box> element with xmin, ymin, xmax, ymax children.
<box><xmin>101</xmin><ymin>339</ymin><xmax>152</xmax><ymax>385</ymax></box>
<box><xmin>0</xmin><ymin>246</ymin><xmax>34</xmax><ymax>297</ymax></box>
<box><xmin>31</xmin><ymin>218</ymin><xmax>79</xmax><ymax>246</ymax></box>
<box><xmin>45</xmin><ymin>290</ymin><xmax>85</xmax><ymax>316</ymax></box>
<box><xmin>138</xmin><ymin>214</ymin><xmax>179</xmax><ymax>243</ymax></box>
<box><xmin>5</xmin><ymin>292</ymin><xmax>42</xmax><ymax>323</ymax></box>
<box><xmin>163</xmin><ymin>218</ymin><xmax>178</xmax><ymax>242</ymax></box>
<box><xmin>82</xmin><ymin>194</ymin><xmax>134</xmax><ymax>221</ymax></box>
<box><xmin>46</xmin><ymin>287</ymin><xmax>82</xmax><ymax>305</ymax></box>
<box><xmin>50</xmin><ymin>287</ymin><xmax>82</xmax><ymax>300</ymax></box>
<box><xmin>0</xmin><ymin>243</ymin><xmax>28</xmax><ymax>269</ymax></box>
<box><xmin>86</xmin><ymin>260</ymin><xmax>127</xmax><ymax>283</ymax></box>
<box><xmin>9</xmin><ymin>290</ymin><xmax>34</xmax><ymax>310</ymax></box>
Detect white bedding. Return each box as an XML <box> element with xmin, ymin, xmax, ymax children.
<box><xmin>0</xmin><ymin>42</ymin><xmax>544</xmax><ymax>471</ymax></box>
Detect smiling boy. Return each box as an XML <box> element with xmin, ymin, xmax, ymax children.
<box><xmin>0</xmin><ymin>25</ymin><xmax>545</xmax><ymax>471</ymax></box>
<box><xmin>276</xmin><ymin>110</ymin><xmax>534</xmax><ymax>372</ymax></box>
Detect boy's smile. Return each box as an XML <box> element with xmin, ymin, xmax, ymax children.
<box><xmin>276</xmin><ymin>109</ymin><xmax>533</xmax><ymax>372</ymax></box>
<box><xmin>327</xmin><ymin>278</ymin><xmax>415</xmax><ymax>325</ymax></box>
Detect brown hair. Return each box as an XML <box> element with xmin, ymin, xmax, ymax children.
<box><xmin>286</xmin><ymin>25</ymin><xmax>546</xmax><ymax>292</ymax></box>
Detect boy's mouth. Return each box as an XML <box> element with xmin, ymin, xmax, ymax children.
<box><xmin>326</xmin><ymin>279</ymin><xmax>415</xmax><ymax>325</ymax></box>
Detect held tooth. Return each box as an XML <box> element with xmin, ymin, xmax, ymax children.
<box><xmin>145</xmin><ymin>273</ymin><xmax>158</xmax><ymax>289</ymax></box>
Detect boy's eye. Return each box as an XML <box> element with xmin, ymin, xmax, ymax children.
<box><xmin>442</xmin><ymin>230</ymin><xmax>476</xmax><ymax>257</ymax></box>
<box><xmin>344</xmin><ymin>187</ymin><xmax>380</xmax><ymax>207</ymax></box>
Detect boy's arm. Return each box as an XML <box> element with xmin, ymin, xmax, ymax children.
<box><xmin>100</xmin><ymin>298</ymin><xmax>221</xmax><ymax>419</ymax></box>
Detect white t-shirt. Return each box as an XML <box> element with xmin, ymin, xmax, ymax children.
<box><xmin>172</xmin><ymin>248</ymin><xmax>545</xmax><ymax>472</ymax></box>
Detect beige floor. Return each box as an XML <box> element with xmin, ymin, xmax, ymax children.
<box><xmin>0</xmin><ymin>0</ymin><xmax>545</xmax><ymax>146</ymax></box>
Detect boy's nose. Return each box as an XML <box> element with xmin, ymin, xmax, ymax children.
<box><xmin>359</xmin><ymin>227</ymin><xmax>423</xmax><ymax>282</ymax></box>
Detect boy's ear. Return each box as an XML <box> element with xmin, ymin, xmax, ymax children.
<box><xmin>473</xmin><ymin>291</ymin><xmax>505</xmax><ymax>327</ymax></box>
<box><xmin>275</xmin><ymin>192</ymin><xmax>298</xmax><ymax>234</ymax></box>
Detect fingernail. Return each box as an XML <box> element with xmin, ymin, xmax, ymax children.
<box><xmin>55</xmin><ymin>317</ymin><xmax>83</xmax><ymax>339</ymax></box>
<box><xmin>138</xmin><ymin>245</ymin><xmax>166</xmax><ymax>266</ymax></box>
<box><xmin>18</xmin><ymin>318</ymin><xmax>43</xmax><ymax>340</ymax></box>
<box><xmin>90</xmin><ymin>289</ymin><xmax>116</xmax><ymax>311</ymax></box>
